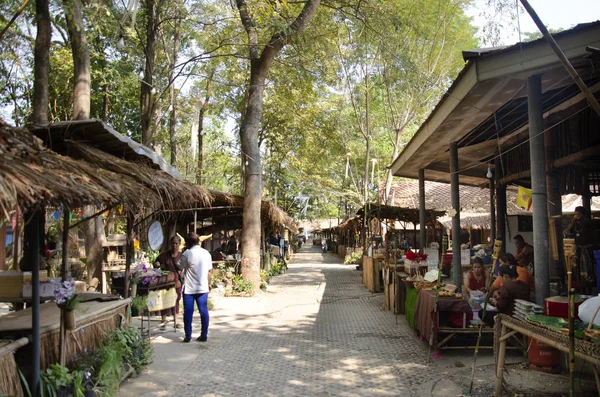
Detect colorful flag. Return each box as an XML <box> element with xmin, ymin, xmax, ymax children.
<box><xmin>517</xmin><ymin>186</ymin><xmax>533</xmax><ymax>211</ymax></box>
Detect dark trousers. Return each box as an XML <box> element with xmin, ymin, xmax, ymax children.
<box><xmin>480</xmin><ymin>309</ymin><xmax>498</xmax><ymax>326</ymax></box>
<box><xmin>183</xmin><ymin>292</ymin><xmax>209</xmax><ymax>339</ymax></box>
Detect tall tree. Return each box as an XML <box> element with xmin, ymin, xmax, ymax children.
<box><xmin>32</xmin><ymin>0</ymin><xmax>51</xmax><ymax>124</ymax></box>
<box><xmin>168</xmin><ymin>15</ymin><xmax>182</xmax><ymax>165</ymax></box>
<box><xmin>64</xmin><ymin>0</ymin><xmax>105</xmax><ymax>287</ymax></box>
<box><xmin>235</xmin><ymin>0</ymin><xmax>321</xmax><ymax>287</ymax></box>
<box><xmin>64</xmin><ymin>0</ymin><xmax>90</xmax><ymax>120</ymax></box>
<box><xmin>140</xmin><ymin>0</ymin><xmax>164</xmax><ymax>146</ymax></box>
<box><xmin>195</xmin><ymin>68</ymin><xmax>214</xmax><ymax>184</ymax></box>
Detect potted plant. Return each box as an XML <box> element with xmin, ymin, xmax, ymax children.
<box><xmin>39</xmin><ymin>363</ymin><xmax>86</xmax><ymax>397</ymax></box>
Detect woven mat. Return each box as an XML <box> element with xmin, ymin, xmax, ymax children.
<box><xmin>497</xmin><ymin>314</ymin><xmax>600</xmax><ymax>359</ymax></box>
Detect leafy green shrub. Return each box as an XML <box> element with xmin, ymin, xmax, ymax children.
<box><xmin>260</xmin><ymin>269</ymin><xmax>271</xmax><ymax>283</ymax></box>
<box><xmin>71</xmin><ymin>326</ymin><xmax>153</xmax><ymax>396</ymax></box>
<box><xmin>225</xmin><ymin>274</ymin><xmax>254</xmax><ymax>296</ymax></box>
<box><xmin>38</xmin><ymin>363</ymin><xmax>86</xmax><ymax>397</ymax></box>
<box><xmin>344</xmin><ymin>252</ymin><xmax>362</xmax><ymax>265</ymax></box>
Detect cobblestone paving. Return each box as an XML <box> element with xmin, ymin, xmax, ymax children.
<box><xmin>120</xmin><ymin>246</ymin><xmax>432</xmax><ymax>397</ymax></box>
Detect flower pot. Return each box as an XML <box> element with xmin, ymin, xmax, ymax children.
<box><xmin>64</xmin><ymin>310</ymin><xmax>76</xmax><ymax>330</ymax></box>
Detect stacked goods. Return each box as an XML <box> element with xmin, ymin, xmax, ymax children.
<box><xmin>514</xmin><ymin>299</ymin><xmax>544</xmax><ymax>321</ymax></box>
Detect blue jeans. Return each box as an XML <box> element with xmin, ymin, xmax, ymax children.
<box><xmin>183</xmin><ymin>293</ymin><xmax>209</xmax><ymax>339</ymax></box>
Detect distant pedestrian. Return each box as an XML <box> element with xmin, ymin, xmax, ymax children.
<box><xmin>177</xmin><ymin>232</ymin><xmax>213</xmax><ymax>343</ymax></box>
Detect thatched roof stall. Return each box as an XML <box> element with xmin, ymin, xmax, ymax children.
<box><xmin>0</xmin><ymin>120</ymin><xmax>162</xmax><ymax>221</ymax></box>
<box><xmin>178</xmin><ymin>191</ymin><xmax>297</xmax><ymax>237</ymax></box>
<box><xmin>29</xmin><ymin>120</ymin><xmax>212</xmax><ymax>211</ymax></box>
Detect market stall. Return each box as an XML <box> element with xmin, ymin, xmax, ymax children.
<box><xmin>355</xmin><ymin>204</ymin><xmax>444</xmax><ymax>296</ymax></box>
<box><xmin>0</xmin><ymin>119</ymin><xmax>211</xmax><ymax>392</ymax></box>
<box><xmin>494</xmin><ymin>313</ymin><xmax>600</xmax><ymax>395</ymax></box>
<box><xmin>0</xmin><ymin>296</ymin><xmax>129</xmax><ymax>369</ymax></box>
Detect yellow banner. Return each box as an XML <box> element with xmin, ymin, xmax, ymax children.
<box><xmin>517</xmin><ymin>186</ymin><xmax>532</xmax><ymax>211</ymax></box>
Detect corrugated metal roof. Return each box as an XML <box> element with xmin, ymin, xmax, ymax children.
<box><xmin>29</xmin><ymin>119</ymin><xmax>181</xmax><ymax>179</ymax></box>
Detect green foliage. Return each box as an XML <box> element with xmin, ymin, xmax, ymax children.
<box><xmin>71</xmin><ymin>326</ymin><xmax>153</xmax><ymax>396</ymax></box>
<box><xmin>131</xmin><ymin>296</ymin><xmax>147</xmax><ymax>313</ymax></box>
<box><xmin>104</xmin><ymin>326</ymin><xmax>153</xmax><ymax>375</ymax></box>
<box><xmin>225</xmin><ymin>274</ymin><xmax>254</xmax><ymax>296</ymax></box>
<box><xmin>344</xmin><ymin>252</ymin><xmax>362</xmax><ymax>265</ymax></box>
<box><xmin>38</xmin><ymin>364</ymin><xmax>85</xmax><ymax>397</ymax></box>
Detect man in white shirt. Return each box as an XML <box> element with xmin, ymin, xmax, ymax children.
<box><xmin>177</xmin><ymin>233</ymin><xmax>213</xmax><ymax>342</ymax></box>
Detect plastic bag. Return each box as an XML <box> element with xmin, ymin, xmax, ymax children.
<box><xmin>578</xmin><ymin>296</ymin><xmax>600</xmax><ymax>326</ymax></box>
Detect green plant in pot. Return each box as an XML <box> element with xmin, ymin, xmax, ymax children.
<box><xmin>38</xmin><ymin>363</ymin><xmax>86</xmax><ymax>397</ymax></box>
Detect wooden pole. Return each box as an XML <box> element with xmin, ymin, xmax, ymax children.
<box><xmin>564</xmin><ymin>238</ymin><xmax>576</xmax><ymax>397</ymax></box>
<box><xmin>495</xmin><ymin>324</ymin><xmax>508</xmax><ymax>396</ymax></box>
<box><xmin>124</xmin><ymin>211</ymin><xmax>134</xmax><ymax>299</ymax></box>
<box><xmin>12</xmin><ymin>211</ymin><xmax>19</xmax><ymax>270</ymax></box>
<box><xmin>520</xmin><ymin>0</ymin><xmax>600</xmax><ymax>118</ymax></box>
<box><xmin>469</xmin><ymin>259</ymin><xmax>497</xmax><ymax>394</ymax></box>
<box><xmin>59</xmin><ymin>209</ymin><xmax>70</xmax><ymax>366</ymax></box>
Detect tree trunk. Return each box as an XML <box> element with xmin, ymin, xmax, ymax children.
<box><xmin>236</xmin><ymin>0</ymin><xmax>321</xmax><ymax>289</ymax></box>
<box><xmin>168</xmin><ymin>18</ymin><xmax>181</xmax><ymax>165</ymax></box>
<box><xmin>384</xmin><ymin>128</ymin><xmax>402</xmax><ymax>204</ymax></box>
<box><xmin>32</xmin><ymin>0</ymin><xmax>51</xmax><ymax>124</ymax></box>
<box><xmin>64</xmin><ymin>0</ymin><xmax>105</xmax><ymax>288</ymax></box>
<box><xmin>64</xmin><ymin>0</ymin><xmax>90</xmax><ymax>120</ymax></box>
<box><xmin>196</xmin><ymin>69</ymin><xmax>214</xmax><ymax>185</ymax></box>
<box><xmin>141</xmin><ymin>0</ymin><xmax>157</xmax><ymax>147</ymax></box>
<box><xmin>239</xmin><ymin>60</ymin><xmax>269</xmax><ymax>288</ymax></box>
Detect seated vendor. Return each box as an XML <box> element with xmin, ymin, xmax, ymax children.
<box><xmin>463</xmin><ymin>257</ymin><xmax>490</xmax><ymax>296</ymax></box>
<box><xmin>513</xmin><ymin>234</ymin><xmax>534</xmax><ymax>273</ymax></box>
<box><xmin>481</xmin><ymin>266</ymin><xmax>530</xmax><ymax>325</ymax></box>
<box><xmin>490</xmin><ymin>253</ymin><xmax>534</xmax><ymax>295</ymax></box>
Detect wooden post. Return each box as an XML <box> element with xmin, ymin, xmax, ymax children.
<box><xmin>12</xmin><ymin>211</ymin><xmax>19</xmax><ymax>270</ymax></box>
<box><xmin>0</xmin><ymin>225</ymin><xmax>5</xmax><ymax>270</ymax></box>
<box><xmin>59</xmin><ymin>209</ymin><xmax>70</xmax><ymax>366</ymax></box>
<box><xmin>495</xmin><ymin>324</ymin><xmax>508</xmax><ymax>396</ymax></box>
<box><xmin>124</xmin><ymin>211</ymin><xmax>134</xmax><ymax>299</ymax></box>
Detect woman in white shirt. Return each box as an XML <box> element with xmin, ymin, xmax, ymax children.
<box><xmin>177</xmin><ymin>233</ymin><xmax>213</xmax><ymax>343</ymax></box>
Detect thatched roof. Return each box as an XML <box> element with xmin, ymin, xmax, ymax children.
<box><xmin>29</xmin><ymin>119</ymin><xmax>180</xmax><ymax>177</ymax></box>
<box><xmin>356</xmin><ymin>204</ymin><xmax>445</xmax><ymax>224</ymax></box>
<box><xmin>65</xmin><ymin>141</ymin><xmax>212</xmax><ymax>210</ymax></box>
<box><xmin>0</xmin><ymin>120</ymin><xmax>163</xmax><ymax>220</ymax></box>
<box><xmin>384</xmin><ymin>180</ymin><xmax>525</xmax><ymax>215</ymax></box>
<box><xmin>185</xmin><ymin>192</ymin><xmax>298</xmax><ymax>235</ymax></box>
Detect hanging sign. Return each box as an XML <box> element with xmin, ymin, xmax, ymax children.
<box><xmin>148</xmin><ymin>221</ymin><xmax>164</xmax><ymax>251</ymax></box>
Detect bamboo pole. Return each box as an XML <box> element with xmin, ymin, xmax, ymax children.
<box><xmin>469</xmin><ymin>256</ymin><xmax>497</xmax><ymax>394</ymax></box>
<box><xmin>494</xmin><ymin>324</ymin><xmax>508</xmax><ymax>396</ymax></box>
<box><xmin>564</xmin><ymin>238</ymin><xmax>576</xmax><ymax>397</ymax></box>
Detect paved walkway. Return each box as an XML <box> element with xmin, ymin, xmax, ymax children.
<box><xmin>120</xmin><ymin>245</ymin><xmax>433</xmax><ymax>396</ymax></box>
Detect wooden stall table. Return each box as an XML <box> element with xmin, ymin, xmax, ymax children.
<box><xmin>494</xmin><ymin>313</ymin><xmax>600</xmax><ymax>396</ymax></box>
<box><xmin>414</xmin><ymin>289</ymin><xmax>496</xmax><ymax>350</ymax></box>
<box><xmin>0</xmin><ymin>294</ymin><xmax>130</xmax><ymax>369</ymax></box>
